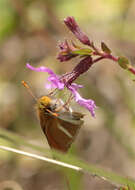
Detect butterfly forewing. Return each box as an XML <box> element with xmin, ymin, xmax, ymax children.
<box><xmin>38</xmin><ymin>110</ymin><xmax>84</xmax><ymax>152</ymax></box>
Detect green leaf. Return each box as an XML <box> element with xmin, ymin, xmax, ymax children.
<box><xmin>101</xmin><ymin>42</ymin><xmax>111</xmax><ymax>54</ymax></box>
<box><xmin>72</xmin><ymin>48</ymin><xmax>93</xmax><ymax>55</ymax></box>
<box><xmin>118</xmin><ymin>56</ymin><xmax>130</xmax><ymax>70</ymax></box>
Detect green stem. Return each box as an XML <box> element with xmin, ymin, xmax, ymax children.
<box><xmin>0</xmin><ymin>129</ymin><xmax>135</xmax><ymax>188</ymax></box>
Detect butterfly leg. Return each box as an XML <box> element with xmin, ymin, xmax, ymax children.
<box><xmin>48</xmin><ymin>88</ymin><xmax>58</xmax><ymax>96</ymax></box>
<box><xmin>55</xmin><ymin>93</ymin><xmax>73</xmax><ymax>112</ymax></box>
<box><xmin>64</xmin><ymin>93</ymin><xmax>74</xmax><ymax>109</ymax></box>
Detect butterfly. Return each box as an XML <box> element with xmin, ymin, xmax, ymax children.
<box><xmin>22</xmin><ymin>81</ymin><xmax>84</xmax><ymax>153</ymax></box>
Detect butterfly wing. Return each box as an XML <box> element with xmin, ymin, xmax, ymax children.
<box><xmin>38</xmin><ymin>110</ymin><xmax>84</xmax><ymax>152</ymax></box>
<box><xmin>56</xmin><ymin>111</ymin><xmax>84</xmax><ymax>152</ymax></box>
<box><xmin>38</xmin><ymin>110</ymin><xmax>64</xmax><ymax>151</ymax></box>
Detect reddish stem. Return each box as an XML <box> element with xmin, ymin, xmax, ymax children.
<box><xmin>92</xmin><ymin>54</ymin><xmax>118</xmax><ymax>65</ymax></box>
<box><xmin>93</xmin><ymin>56</ymin><xmax>104</xmax><ymax>63</ymax></box>
<box><xmin>103</xmin><ymin>54</ymin><xmax>118</xmax><ymax>62</ymax></box>
<box><xmin>128</xmin><ymin>67</ymin><xmax>135</xmax><ymax>75</ymax></box>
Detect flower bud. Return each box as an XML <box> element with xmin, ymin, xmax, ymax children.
<box><xmin>57</xmin><ymin>40</ymin><xmax>77</xmax><ymax>62</ymax></box>
<box><xmin>64</xmin><ymin>17</ymin><xmax>90</xmax><ymax>46</ymax></box>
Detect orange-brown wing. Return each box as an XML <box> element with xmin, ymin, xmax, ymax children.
<box><xmin>57</xmin><ymin>112</ymin><xmax>84</xmax><ymax>152</ymax></box>
<box><xmin>38</xmin><ymin>110</ymin><xmax>64</xmax><ymax>152</ymax></box>
<box><xmin>38</xmin><ymin>110</ymin><xmax>84</xmax><ymax>152</ymax></box>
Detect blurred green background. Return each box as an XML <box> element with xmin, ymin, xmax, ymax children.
<box><xmin>0</xmin><ymin>0</ymin><xmax>135</xmax><ymax>189</ymax></box>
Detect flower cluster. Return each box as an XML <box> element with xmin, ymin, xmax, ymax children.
<box><xmin>26</xmin><ymin>16</ymin><xmax>98</xmax><ymax>117</ymax></box>
<box><xmin>27</xmin><ymin>16</ymin><xmax>135</xmax><ymax>117</ymax></box>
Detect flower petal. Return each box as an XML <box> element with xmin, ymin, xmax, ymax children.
<box><xmin>26</xmin><ymin>63</ymin><xmax>55</xmax><ymax>75</ymax></box>
<box><xmin>45</xmin><ymin>83</ymin><xmax>53</xmax><ymax>89</ymax></box>
<box><xmin>26</xmin><ymin>63</ymin><xmax>64</xmax><ymax>90</ymax></box>
<box><xmin>70</xmin><ymin>83</ymin><xmax>83</xmax><ymax>90</ymax></box>
<box><xmin>77</xmin><ymin>98</ymin><xmax>96</xmax><ymax>117</ymax></box>
<box><xmin>47</xmin><ymin>75</ymin><xmax>64</xmax><ymax>90</ymax></box>
<box><xmin>68</xmin><ymin>85</ymin><xmax>96</xmax><ymax>117</ymax></box>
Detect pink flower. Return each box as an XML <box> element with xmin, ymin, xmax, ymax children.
<box><xmin>26</xmin><ymin>63</ymin><xmax>64</xmax><ymax>90</ymax></box>
<box><xmin>26</xmin><ymin>63</ymin><xmax>96</xmax><ymax>117</ymax></box>
<box><xmin>68</xmin><ymin>85</ymin><xmax>96</xmax><ymax>117</ymax></box>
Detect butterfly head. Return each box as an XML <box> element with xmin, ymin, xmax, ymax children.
<box><xmin>38</xmin><ymin>96</ymin><xmax>58</xmax><ymax>114</ymax></box>
<box><xmin>38</xmin><ymin>96</ymin><xmax>51</xmax><ymax>109</ymax></box>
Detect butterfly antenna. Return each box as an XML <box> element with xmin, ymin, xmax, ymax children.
<box><xmin>21</xmin><ymin>80</ymin><xmax>38</xmax><ymax>102</ymax></box>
